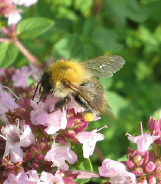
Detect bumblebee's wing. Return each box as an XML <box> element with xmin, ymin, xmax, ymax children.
<box><xmin>65</xmin><ymin>81</ymin><xmax>114</xmax><ymax>118</ymax></box>
<box><xmin>82</xmin><ymin>55</ymin><xmax>125</xmax><ymax>77</ymax></box>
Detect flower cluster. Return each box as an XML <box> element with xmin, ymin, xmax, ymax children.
<box><xmin>0</xmin><ymin>66</ymin><xmax>104</xmax><ymax>183</ymax></box>
<box><xmin>0</xmin><ymin>0</ymin><xmax>38</xmax><ymax>25</ymax></box>
<box><xmin>99</xmin><ymin>121</ymin><xmax>161</xmax><ymax>184</ymax></box>
<box><xmin>1</xmin><ymin>65</ymin><xmax>161</xmax><ymax>184</ymax></box>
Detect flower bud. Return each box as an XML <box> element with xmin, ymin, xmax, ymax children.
<box><xmin>148</xmin><ymin>117</ymin><xmax>161</xmax><ymax>145</ymax></box>
<box><xmin>135</xmin><ymin>167</ymin><xmax>143</xmax><ymax>174</ymax></box>
<box><xmin>127</xmin><ymin>159</ymin><xmax>135</xmax><ymax>169</ymax></box>
<box><xmin>35</xmin><ymin>154</ymin><xmax>44</xmax><ymax>162</ymax></box>
<box><xmin>145</xmin><ymin>162</ymin><xmax>156</xmax><ymax>173</ymax></box>
<box><xmin>67</xmin><ymin>129</ymin><xmax>76</xmax><ymax>136</ymax></box>
<box><xmin>134</xmin><ymin>155</ymin><xmax>143</xmax><ymax>166</ymax></box>
<box><xmin>149</xmin><ymin>175</ymin><xmax>157</xmax><ymax>184</ymax></box>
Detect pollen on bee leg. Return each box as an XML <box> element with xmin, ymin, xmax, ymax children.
<box><xmin>83</xmin><ymin>112</ymin><xmax>95</xmax><ymax>121</ymax></box>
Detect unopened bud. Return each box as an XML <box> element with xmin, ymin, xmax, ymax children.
<box><xmin>67</xmin><ymin>130</ymin><xmax>76</xmax><ymax>136</ymax></box>
<box><xmin>134</xmin><ymin>155</ymin><xmax>143</xmax><ymax>166</ymax></box>
<box><xmin>127</xmin><ymin>159</ymin><xmax>135</xmax><ymax>169</ymax></box>
<box><xmin>145</xmin><ymin>162</ymin><xmax>156</xmax><ymax>173</ymax></box>
<box><xmin>149</xmin><ymin>175</ymin><xmax>157</xmax><ymax>184</ymax></box>
<box><xmin>135</xmin><ymin>167</ymin><xmax>143</xmax><ymax>173</ymax></box>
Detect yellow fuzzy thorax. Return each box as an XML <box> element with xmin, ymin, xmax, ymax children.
<box><xmin>48</xmin><ymin>60</ymin><xmax>86</xmax><ymax>84</ymax></box>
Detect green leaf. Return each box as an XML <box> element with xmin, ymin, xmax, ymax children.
<box><xmin>107</xmin><ymin>91</ymin><xmax>129</xmax><ymax>118</ymax></box>
<box><xmin>54</xmin><ymin>33</ymin><xmax>103</xmax><ymax>61</ymax></box>
<box><xmin>77</xmin><ymin>159</ymin><xmax>93</xmax><ymax>172</ymax></box>
<box><xmin>103</xmin><ymin>0</ymin><xmax>127</xmax><ymax>27</ymax></box>
<box><xmin>0</xmin><ymin>42</ymin><xmax>19</xmax><ymax>68</ymax></box>
<box><xmin>74</xmin><ymin>0</ymin><xmax>93</xmax><ymax>15</ymax></box>
<box><xmin>91</xmin><ymin>27</ymin><xmax>123</xmax><ymax>52</ymax></box>
<box><xmin>54</xmin><ymin>34</ymin><xmax>85</xmax><ymax>61</ymax></box>
<box><xmin>145</xmin><ymin>0</ymin><xmax>161</xmax><ymax>22</ymax></box>
<box><xmin>103</xmin><ymin>0</ymin><xmax>147</xmax><ymax>27</ymax></box>
<box><xmin>83</xmin><ymin>41</ymin><xmax>102</xmax><ymax>60</ymax></box>
<box><xmin>125</xmin><ymin>0</ymin><xmax>148</xmax><ymax>22</ymax></box>
<box><xmin>82</xmin><ymin>16</ymin><xmax>94</xmax><ymax>37</ymax></box>
<box><xmin>72</xmin><ymin>144</ymin><xmax>85</xmax><ymax>164</ymax></box>
<box><xmin>17</xmin><ymin>17</ymin><xmax>54</xmax><ymax>39</ymax></box>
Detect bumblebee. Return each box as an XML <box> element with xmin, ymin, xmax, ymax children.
<box><xmin>35</xmin><ymin>55</ymin><xmax>125</xmax><ymax>121</ymax></box>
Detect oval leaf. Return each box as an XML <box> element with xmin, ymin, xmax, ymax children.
<box><xmin>17</xmin><ymin>17</ymin><xmax>54</xmax><ymax>39</ymax></box>
<box><xmin>0</xmin><ymin>42</ymin><xmax>19</xmax><ymax>68</ymax></box>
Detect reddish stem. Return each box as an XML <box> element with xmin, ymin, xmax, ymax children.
<box><xmin>95</xmin><ymin>146</ymin><xmax>104</xmax><ymax>162</ymax></box>
<box><xmin>14</xmin><ymin>39</ymin><xmax>39</xmax><ymax>64</ymax></box>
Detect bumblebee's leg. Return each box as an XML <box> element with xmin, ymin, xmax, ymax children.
<box><xmin>54</xmin><ymin>96</ymin><xmax>70</xmax><ymax>111</ymax></box>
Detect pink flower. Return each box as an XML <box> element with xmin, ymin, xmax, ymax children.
<box><xmin>3</xmin><ymin>170</ymin><xmax>40</xmax><ymax>184</ymax></box>
<box><xmin>0</xmin><ymin>0</ymin><xmax>38</xmax><ymax>25</ymax></box>
<box><xmin>44</xmin><ymin>143</ymin><xmax>77</xmax><ymax>171</ymax></box>
<box><xmin>0</xmin><ymin>86</ymin><xmax>19</xmax><ymax>115</ymax></box>
<box><xmin>0</xmin><ymin>68</ymin><xmax>6</xmax><ymax>76</ymax></box>
<box><xmin>128</xmin><ymin>133</ymin><xmax>159</xmax><ymax>155</ymax></box>
<box><xmin>99</xmin><ymin>159</ymin><xmax>126</xmax><ymax>177</ymax></box>
<box><xmin>0</xmin><ymin>0</ymin><xmax>21</xmax><ymax>25</ymax></box>
<box><xmin>7</xmin><ymin>10</ymin><xmax>21</xmax><ymax>25</ymax></box>
<box><xmin>2</xmin><ymin>123</ymin><xmax>35</xmax><ymax>163</ymax></box>
<box><xmin>29</xmin><ymin>63</ymin><xmax>42</xmax><ymax>81</ymax></box>
<box><xmin>30</xmin><ymin>95</ymin><xmax>67</xmax><ymax>134</ymax></box>
<box><xmin>109</xmin><ymin>172</ymin><xmax>136</xmax><ymax>184</ymax></box>
<box><xmin>12</xmin><ymin>0</ymin><xmax>38</xmax><ymax>7</ymax></box>
<box><xmin>128</xmin><ymin>123</ymin><xmax>160</xmax><ymax>155</ymax></box>
<box><xmin>12</xmin><ymin>66</ymin><xmax>31</xmax><ymax>89</ymax></box>
<box><xmin>0</xmin><ymin>0</ymin><xmax>15</xmax><ymax>17</ymax></box>
<box><xmin>76</xmin><ymin>129</ymin><xmax>104</xmax><ymax>158</ymax></box>
<box><xmin>99</xmin><ymin>159</ymin><xmax>136</xmax><ymax>184</ymax></box>
<box><xmin>67</xmin><ymin>97</ymin><xmax>86</xmax><ymax>114</ymax></box>
<box><xmin>40</xmin><ymin>171</ymin><xmax>64</xmax><ymax>184</ymax></box>
<box><xmin>4</xmin><ymin>170</ymin><xmax>67</xmax><ymax>184</ymax></box>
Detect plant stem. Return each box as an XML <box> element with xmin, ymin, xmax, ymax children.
<box><xmin>14</xmin><ymin>39</ymin><xmax>39</xmax><ymax>64</ymax></box>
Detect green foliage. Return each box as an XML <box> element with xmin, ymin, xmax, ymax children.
<box><xmin>54</xmin><ymin>34</ymin><xmax>85</xmax><ymax>61</ymax></box>
<box><xmin>0</xmin><ymin>42</ymin><xmax>19</xmax><ymax>68</ymax></box>
<box><xmin>17</xmin><ymin>17</ymin><xmax>54</xmax><ymax>39</ymax></box>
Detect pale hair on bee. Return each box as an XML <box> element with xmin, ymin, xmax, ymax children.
<box><xmin>33</xmin><ymin>55</ymin><xmax>125</xmax><ymax>121</ymax></box>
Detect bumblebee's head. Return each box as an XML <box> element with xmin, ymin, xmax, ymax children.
<box><xmin>39</xmin><ymin>71</ymin><xmax>53</xmax><ymax>100</ymax></box>
<box><xmin>40</xmin><ymin>70</ymin><xmax>74</xmax><ymax>99</ymax></box>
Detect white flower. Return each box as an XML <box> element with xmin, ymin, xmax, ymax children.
<box><xmin>2</xmin><ymin>123</ymin><xmax>35</xmax><ymax>163</ymax></box>
<box><xmin>76</xmin><ymin>129</ymin><xmax>104</xmax><ymax>158</ymax></box>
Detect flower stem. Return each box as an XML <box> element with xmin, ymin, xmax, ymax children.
<box><xmin>14</xmin><ymin>39</ymin><xmax>39</xmax><ymax>64</ymax></box>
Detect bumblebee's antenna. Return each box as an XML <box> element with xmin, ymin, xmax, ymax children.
<box><xmin>32</xmin><ymin>81</ymin><xmax>41</xmax><ymax>100</ymax></box>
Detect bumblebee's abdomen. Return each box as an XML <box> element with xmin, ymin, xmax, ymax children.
<box><xmin>73</xmin><ymin>79</ymin><xmax>106</xmax><ymax>114</ymax></box>
<box><xmin>48</xmin><ymin>60</ymin><xmax>89</xmax><ymax>84</ymax></box>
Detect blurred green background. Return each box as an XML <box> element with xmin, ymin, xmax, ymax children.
<box><xmin>1</xmin><ymin>0</ymin><xmax>161</xmax><ymax>173</ymax></box>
